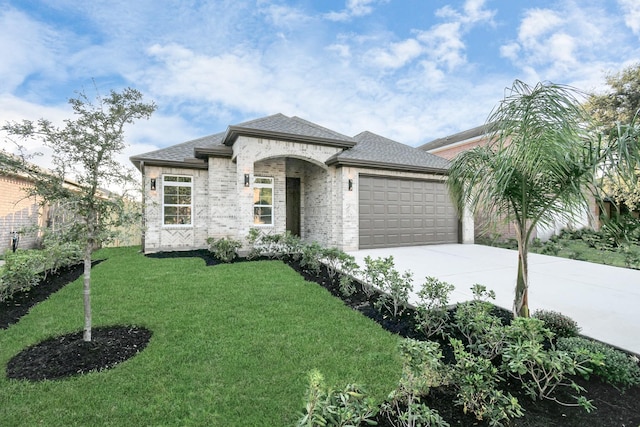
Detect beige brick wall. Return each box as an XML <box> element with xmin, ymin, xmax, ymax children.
<box><xmin>142</xmin><ymin>166</ymin><xmax>209</xmax><ymax>252</ymax></box>
<box><xmin>0</xmin><ymin>174</ymin><xmax>43</xmax><ymax>251</ymax></box>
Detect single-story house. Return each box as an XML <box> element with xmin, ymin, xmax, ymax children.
<box><xmin>419</xmin><ymin>124</ymin><xmax>597</xmax><ymax>240</ymax></box>
<box><xmin>130</xmin><ymin>114</ymin><xmax>474</xmax><ymax>253</ymax></box>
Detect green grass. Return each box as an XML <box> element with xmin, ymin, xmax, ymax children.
<box><xmin>478</xmin><ymin>235</ymin><xmax>640</xmax><ymax>269</ymax></box>
<box><xmin>0</xmin><ymin>247</ymin><xmax>402</xmax><ymax>426</ymax></box>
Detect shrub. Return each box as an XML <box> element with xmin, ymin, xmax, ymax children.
<box><xmin>43</xmin><ymin>239</ymin><xmax>82</xmax><ymax>276</ymax></box>
<box><xmin>206</xmin><ymin>237</ymin><xmax>242</xmax><ymax>263</ymax></box>
<box><xmin>540</xmin><ymin>240</ymin><xmax>562</xmax><ymax>256</ymax></box>
<box><xmin>363</xmin><ymin>256</ymin><xmax>412</xmax><ymax>317</ymax></box>
<box><xmin>300</xmin><ymin>242</ymin><xmax>324</xmax><ymax>276</ymax></box>
<box><xmin>532</xmin><ymin>309</ymin><xmax>580</xmax><ymax>339</ymax></box>
<box><xmin>450</xmin><ymin>338</ymin><xmax>523</xmax><ymax>426</ymax></box>
<box><xmin>619</xmin><ymin>244</ymin><xmax>640</xmax><ymax>268</ymax></box>
<box><xmin>297</xmin><ymin>369</ymin><xmax>378</xmax><ymax>427</ymax></box>
<box><xmin>501</xmin><ymin>317</ymin><xmax>596</xmax><ymax>412</ymax></box>
<box><xmin>557</xmin><ymin>336</ymin><xmax>640</xmax><ymax>390</ymax></box>
<box><xmin>381</xmin><ymin>339</ymin><xmax>450</xmax><ymax>427</ymax></box>
<box><xmin>452</xmin><ymin>285</ymin><xmax>505</xmax><ymax>360</ymax></box>
<box><xmin>245</xmin><ymin>229</ymin><xmax>301</xmax><ymax>260</ymax></box>
<box><xmin>0</xmin><ymin>249</ymin><xmax>46</xmax><ymax>301</ymax></box>
<box><xmin>414</xmin><ymin>277</ymin><xmax>454</xmax><ymax>339</ymax></box>
<box><xmin>320</xmin><ymin>248</ymin><xmax>360</xmax><ymax>297</ymax></box>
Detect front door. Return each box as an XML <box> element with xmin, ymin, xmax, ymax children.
<box><xmin>286</xmin><ymin>177</ymin><xmax>301</xmax><ymax>237</ymax></box>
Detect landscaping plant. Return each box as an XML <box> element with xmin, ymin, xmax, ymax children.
<box><xmin>380</xmin><ymin>339</ymin><xmax>451</xmax><ymax>427</ymax></box>
<box><xmin>501</xmin><ymin>317</ymin><xmax>597</xmax><ymax>411</ymax></box>
<box><xmin>450</xmin><ymin>338</ymin><xmax>523</xmax><ymax>426</ymax></box>
<box><xmin>452</xmin><ymin>285</ymin><xmax>506</xmax><ymax>360</ymax></box>
<box><xmin>363</xmin><ymin>255</ymin><xmax>412</xmax><ymax>318</ymax></box>
<box><xmin>447</xmin><ymin>79</ymin><xmax>640</xmax><ymax>317</ymax></box>
<box><xmin>297</xmin><ymin>369</ymin><xmax>379</xmax><ymax>427</ymax></box>
<box><xmin>532</xmin><ymin>309</ymin><xmax>580</xmax><ymax>339</ymax></box>
<box><xmin>557</xmin><ymin>336</ymin><xmax>640</xmax><ymax>390</ymax></box>
<box><xmin>414</xmin><ymin>276</ymin><xmax>454</xmax><ymax>339</ymax></box>
<box><xmin>2</xmin><ymin>87</ymin><xmax>155</xmax><ymax>341</ymax></box>
<box><xmin>206</xmin><ymin>236</ymin><xmax>242</xmax><ymax>262</ymax></box>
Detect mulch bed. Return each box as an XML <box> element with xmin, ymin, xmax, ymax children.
<box><xmin>2</xmin><ymin>251</ymin><xmax>639</xmax><ymax>426</ymax></box>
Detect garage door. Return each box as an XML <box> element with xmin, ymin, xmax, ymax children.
<box><xmin>359</xmin><ymin>175</ymin><xmax>458</xmax><ymax>249</ymax></box>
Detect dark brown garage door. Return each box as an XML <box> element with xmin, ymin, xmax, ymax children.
<box><xmin>359</xmin><ymin>175</ymin><xmax>458</xmax><ymax>249</ymax></box>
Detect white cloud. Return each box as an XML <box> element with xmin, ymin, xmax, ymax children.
<box><xmin>324</xmin><ymin>0</ymin><xmax>388</xmax><ymax>22</ymax></box>
<box><xmin>0</xmin><ymin>8</ymin><xmax>65</xmax><ymax>92</ymax></box>
<box><xmin>368</xmin><ymin>39</ymin><xmax>423</xmax><ymax>69</ymax></box>
<box><xmin>498</xmin><ymin>2</ymin><xmax>635</xmax><ymax>86</ymax></box>
<box><xmin>618</xmin><ymin>0</ymin><xmax>640</xmax><ymax>35</ymax></box>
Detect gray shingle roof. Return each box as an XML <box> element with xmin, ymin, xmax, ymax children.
<box><xmin>327</xmin><ymin>131</ymin><xmax>450</xmax><ymax>173</ymax></box>
<box><xmin>130</xmin><ymin>114</ymin><xmax>449</xmax><ymax>174</ymax></box>
<box><xmin>130</xmin><ymin>132</ymin><xmax>224</xmax><ymax>168</ymax></box>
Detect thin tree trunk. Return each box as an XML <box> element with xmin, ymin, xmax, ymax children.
<box><xmin>83</xmin><ymin>240</ymin><xmax>92</xmax><ymax>341</ymax></box>
<box><xmin>513</xmin><ymin>227</ymin><xmax>530</xmax><ymax>317</ymax></box>
<box><xmin>83</xmin><ymin>219</ymin><xmax>93</xmax><ymax>342</ymax></box>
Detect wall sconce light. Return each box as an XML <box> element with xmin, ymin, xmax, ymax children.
<box><xmin>244</xmin><ymin>174</ymin><xmax>250</xmax><ymax>187</ymax></box>
<box><xmin>150</xmin><ymin>178</ymin><xmax>156</xmax><ymax>191</ymax></box>
<box><xmin>348</xmin><ymin>179</ymin><xmax>353</xmax><ymax>191</ymax></box>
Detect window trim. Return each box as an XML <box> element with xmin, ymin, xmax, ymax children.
<box><xmin>162</xmin><ymin>174</ymin><xmax>193</xmax><ymax>227</ymax></box>
<box><xmin>253</xmin><ymin>176</ymin><xmax>274</xmax><ymax>226</ymax></box>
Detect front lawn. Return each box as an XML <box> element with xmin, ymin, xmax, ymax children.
<box><xmin>0</xmin><ymin>247</ymin><xmax>402</xmax><ymax>426</ymax></box>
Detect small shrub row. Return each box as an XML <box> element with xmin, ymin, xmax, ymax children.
<box><xmin>0</xmin><ymin>239</ymin><xmax>82</xmax><ymax>302</ymax></box>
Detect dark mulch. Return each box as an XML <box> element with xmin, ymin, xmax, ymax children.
<box><xmin>146</xmin><ymin>249</ymin><xmax>220</xmax><ymax>266</ymax></box>
<box><xmin>6</xmin><ymin>326</ymin><xmax>152</xmax><ymax>381</ymax></box>
<box><xmin>3</xmin><ymin>251</ymin><xmax>639</xmax><ymax>425</ymax></box>
<box><xmin>2</xmin><ymin>260</ymin><xmax>151</xmax><ymax>382</ymax></box>
<box><xmin>0</xmin><ymin>263</ymin><xmax>94</xmax><ymax>330</ymax></box>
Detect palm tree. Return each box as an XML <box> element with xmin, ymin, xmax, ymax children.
<box><xmin>448</xmin><ymin>80</ymin><xmax>602</xmax><ymax>317</ymax></box>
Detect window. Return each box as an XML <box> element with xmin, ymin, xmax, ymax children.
<box><xmin>253</xmin><ymin>177</ymin><xmax>273</xmax><ymax>225</ymax></box>
<box><xmin>162</xmin><ymin>175</ymin><xmax>192</xmax><ymax>226</ymax></box>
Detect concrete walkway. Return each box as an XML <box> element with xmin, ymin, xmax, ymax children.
<box><xmin>348</xmin><ymin>244</ymin><xmax>640</xmax><ymax>356</ymax></box>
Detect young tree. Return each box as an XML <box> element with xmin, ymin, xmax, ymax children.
<box><xmin>448</xmin><ymin>80</ymin><xmax>639</xmax><ymax>317</ymax></box>
<box><xmin>2</xmin><ymin>87</ymin><xmax>155</xmax><ymax>341</ymax></box>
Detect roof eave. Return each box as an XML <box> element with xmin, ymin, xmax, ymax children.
<box><xmin>194</xmin><ymin>146</ymin><xmax>233</xmax><ymax>159</ymax></box>
<box><xmin>326</xmin><ymin>157</ymin><xmax>449</xmax><ymax>175</ymax></box>
<box><xmin>223</xmin><ymin>126</ymin><xmax>356</xmax><ymax>149</ymax></box>
<box><xmin>130</xmin><ymin>157</ymin><xmax>209</xmax><ymax>171</ymax></box>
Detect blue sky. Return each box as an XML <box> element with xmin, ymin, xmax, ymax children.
<box><xmin>2</xmin><ymin>0</ymin><xmax>640</xmax><ymax>171</ymax></box>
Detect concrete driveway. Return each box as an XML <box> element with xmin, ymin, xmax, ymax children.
<box><xmin>348</xmin><ymin>244</ymin><xmax>640</xmax><ymax>356</ymax></box>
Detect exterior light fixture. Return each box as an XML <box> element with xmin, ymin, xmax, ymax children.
<box><xmin>150</xmin><ymin>178</ymin><xmax>156</xmax><ymax>191</ymax></box>
<box><xmin>348</xmin><ymin>179</ymin><xmax>353</xmax><ymax>191</ymax></box>
<box><xmin>244</xmin><ymin>174</ymin><xmax>250</xmax><ymax>187</ymax></box>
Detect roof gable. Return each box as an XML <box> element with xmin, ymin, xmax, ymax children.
<box><xmin>223</xmin><ymin>114</ymin><xmax>356</xmax><ymax>147</ymax></box>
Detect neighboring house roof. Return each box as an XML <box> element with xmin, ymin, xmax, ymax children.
<box><xmin>130</xmin><ymin>114</ymin><xmax>449</xmax><ymax>174</ymax></box>
<box><xmin>419</xmin><ymin>123</ymin><xmax>493</xmax><ymax>152</ymax></box>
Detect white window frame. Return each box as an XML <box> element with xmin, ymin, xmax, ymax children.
<box><xmin>162</xmin><ymin>175</ymin><xmax>193</xmax><ymax>227</ymax></box>
<box><xmin>253</xmin><ymin>176</ymin><xmax>274</xmax><ymax>226</ymax></box>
